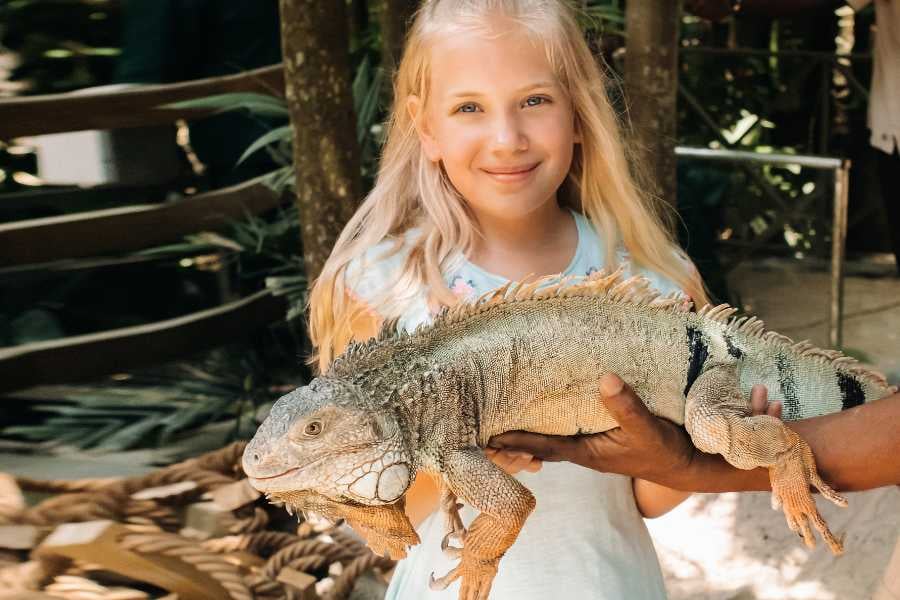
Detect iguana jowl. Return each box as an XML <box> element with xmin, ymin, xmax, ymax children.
<box><xmin>242</xmin><ymin>270</ymin><xmax>896</xmax><ymax>600</ymax></box>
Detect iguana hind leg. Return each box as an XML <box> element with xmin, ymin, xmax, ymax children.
<box><xmin>429</xmin><ymin>447</ymin><xmax>535</xmax><ymax>600</ymax></box>
<box><xmin>684</xmin><ymin>364</ymin><xmax>847</xmax><ymax>554</ymax></box>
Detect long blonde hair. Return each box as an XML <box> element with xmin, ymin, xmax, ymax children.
<box><xmin>308</xmin><ymin>0</ymin><xmax>708</xmax><ymax>372</ymax></box>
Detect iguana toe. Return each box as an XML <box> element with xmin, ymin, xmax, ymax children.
<box><xmin>441</xmin><ymin>532</ymin><xmax>463</xmax><ymax>559</ymax></box>
<box><xmin>429</xmin><ymin>568</ymin><xmax>459</xmax><ymax>591</ymax></box>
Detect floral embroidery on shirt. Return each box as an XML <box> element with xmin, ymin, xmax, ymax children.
<box><xmin>449</xmin><ymin>276</ymin><xmax>477</xmax><ymax>301</ymax></box>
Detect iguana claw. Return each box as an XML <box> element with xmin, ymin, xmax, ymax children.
<box><xmin>429</xmin><ymin>555</ymin><xmax>499</xmax><ymax>600</ymax></box>
<box><xmin>441</xmin><ymin>531</ymin><xmax>463</xmax><ymax>559</ymax></box>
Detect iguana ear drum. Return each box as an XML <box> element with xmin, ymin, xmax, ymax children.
<box><xmin>377</xmin><ymin>462</ymin><xmax>410</xmax><ymax>502</ymax></box>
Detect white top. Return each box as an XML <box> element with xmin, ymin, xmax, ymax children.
<box><xmin>849</xmin><ymin>0</ymin><xmax>900</xmax><ymax>154</ymax></box>
<box><xmin>346</xmin><ymin>211</ymin><xmax>682</xmax><ymax>600</ymax></box>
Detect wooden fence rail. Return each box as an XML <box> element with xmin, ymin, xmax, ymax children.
<box><xmin>0</xmin><ymin>63</ymin><xmax>295</xmax><ymax>392</ymax></box>
<box><xmin>0</xmin><ymin>289</ymin><xmax>287</xmax><ymax>394</ymax></box>
<box><xmin>0</xmin><ymin>63</ymin><xmax>284</xmax><ymax>139</ymax></box>
<box><xmin>0</xmin><ymin>174</ymin><xmax>283</xmax><ymax>267</ymax></box>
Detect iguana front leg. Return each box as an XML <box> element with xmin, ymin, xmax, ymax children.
<box><xmin>439</xmin><ymin>481</ymin><xmax>467</xmax><ymax>559</ymax></box>
<box><xmin>429</xmin><ymin>447</ymin><xmax>535</xmax><ymax>600</ymax></box>
<box><xmin>684</xmin><ymin>364</ymin><xmax>847</xmax><ymax>554</ymax></box>
<box><xmin>273</xmin><ymin>490</ymin><xmax>420</xmax><ymax>559</ymax></box>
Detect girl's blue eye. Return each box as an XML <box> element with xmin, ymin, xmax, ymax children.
<box><xmin>525</xmin><ymin>96</ymin><xmax>549</xmax><ymax>107</ymax></box>
<box><xmin>454</xmin><ymin>96</ymin><xmax>551</xmax><ymax>114</ymax></box>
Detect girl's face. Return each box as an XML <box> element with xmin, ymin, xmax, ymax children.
<box><xmin>408</xmin><ymin>24</ymin><xmax>580</xmax><ymax>223</ymax></box>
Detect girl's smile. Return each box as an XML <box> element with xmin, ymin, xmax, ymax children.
<box><xmin>481</xmin><ymin>161</ymin><xmax>541</xmax><ymax>184</ymax></box>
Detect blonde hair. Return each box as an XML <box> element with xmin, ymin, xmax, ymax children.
<box><xmin>308</xmin><ymin>0</ymin><xmax>708</xmax><ymax>372</ymax></box>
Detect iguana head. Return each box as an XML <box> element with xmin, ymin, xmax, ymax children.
<box><xmin>242</xmin><ymin>376</ymin><xmax>413</xmax><ymax>507</ymax></box>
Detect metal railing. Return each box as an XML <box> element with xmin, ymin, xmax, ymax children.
<box><xmin>676</xmin><ymin>146</ymin><xmax>850</xmax><ymax>348</ymax></box>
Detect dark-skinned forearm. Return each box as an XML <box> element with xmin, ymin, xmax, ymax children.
<box><xmin>667</xmin><ymin>394</ymin><xmax>900</xmax><ymax>493</ymax></box>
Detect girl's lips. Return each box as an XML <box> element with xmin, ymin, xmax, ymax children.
<box><xmin>482</xmin><ymin>162</ymin><xmax>540</xmax><ymax>183</ymax></box>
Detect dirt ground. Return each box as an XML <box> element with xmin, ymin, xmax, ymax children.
<box><xmin>648</xmin><ymin>260</ymin><xmax>900</xmax><ymax>600</ymax></box>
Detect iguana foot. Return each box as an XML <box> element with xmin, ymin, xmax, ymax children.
<box><xmin>429</xmin><ymin>554</ymin><xmax>499</xmax><ymax>600</ymax></box>
<box><xmin>770</xmin><ymin>438</ymin><xmax>847</xmax><ymax>555</ymax></box>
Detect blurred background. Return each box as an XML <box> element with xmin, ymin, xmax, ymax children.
<box><xmin>0</xmin><ymin>1</ymin><xmax>897</xmax><ymax>599</ymax></box>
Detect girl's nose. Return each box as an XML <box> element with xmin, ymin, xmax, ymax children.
<box><xmin>490</xmin><ymin>114</ymin><xmax>529</xmax><ymax>153</ymax></box>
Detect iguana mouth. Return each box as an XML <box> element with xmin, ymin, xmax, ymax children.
<box><xmin>249</xmin><ymin>466</ymin><xmax>300</xmax><ymax>481</ymax></box>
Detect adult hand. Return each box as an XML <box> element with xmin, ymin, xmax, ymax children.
<box><xmin>489</xmin><ymin>374</ymin><xmax>780</xmax><ymax>485</ymax></box>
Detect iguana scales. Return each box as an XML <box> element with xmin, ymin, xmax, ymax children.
<box><xmin>242</xmin><ymin>269</ymin><xmax>896</xmax><ymax>600</ymax></box>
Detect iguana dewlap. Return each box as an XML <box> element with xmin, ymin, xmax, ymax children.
<box><xmin>242</xmin><ymin>270</ymin><xmax>896</xmax><ymax>600</ymax></box>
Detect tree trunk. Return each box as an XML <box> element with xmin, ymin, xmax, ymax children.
<box><xmin>380</xmin><ymin>0</ymin><xmax>419</xmax><ymax>76</ymax></box>
<box><xmin>624</xmin><ymin>1</ymin><xmax>681</xmax><ymax>212</ymax></box>
<box><xmin>279</xmin><ymin>0</ymin><xmax>362</xmax><ymax>280</ymax></box>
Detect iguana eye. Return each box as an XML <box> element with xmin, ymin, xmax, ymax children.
<box><xmin>304</xmin><ymin>421</ymin><xmax>323</xmax><ymax>437</ymax></box>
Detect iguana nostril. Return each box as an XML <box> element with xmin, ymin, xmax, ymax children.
<box><xmin>253</xmin><ymin>453</ymin><xmax>260</xmax><ymax>462</ymax></box>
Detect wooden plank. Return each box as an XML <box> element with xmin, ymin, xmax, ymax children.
<box><xmin>0</xmin><ymin>182</ymin><xmax>174</xmax><ymax>220</ymax></box>
<box><xmin>207</xmin><ymin>479</ymin><xmax>261</xmax><ymax>512</ymax></box>
<box><xmin>0</xmin><ymin>174</ymin><xmax>282</xmax><ymax>267</ymax></box>
<box><xmin>0</xmin><ymin>525</ymin><xmax>40</xmax><ymax>550</ymax></box>
<box><xmin>0</xmin><ymin>64</ymin><xmax>284</xmax><ymax>139</ymax></box>
<box><xmin>0</xmin><ymin>289</ymin><xmax>287</xmax><ymax>393</ymax></box>
<box><xmin>36</xmin><ymin>521</ymin><xmax>229</xmax><ymax>600</ymax></box>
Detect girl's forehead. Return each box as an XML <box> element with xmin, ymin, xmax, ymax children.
<box><xmin>426</xmin><ymin>28</ymin><xmax>560</xmax><ymax>99</ymax></box>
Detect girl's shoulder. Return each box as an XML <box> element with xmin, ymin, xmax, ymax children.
<box><xmin>344</xmin><ymin>229</ymin><xmax>435</xmax><ymax>330</ymax></box>
<box><xmin>573</xmin><ymin>212</ymin><xmax>687</xmax><ymax>299</ymax></box>
<box><xmin>344</xmin><ymin>230</ymin><xmax>417</xmax><ymax>306</ymax></box>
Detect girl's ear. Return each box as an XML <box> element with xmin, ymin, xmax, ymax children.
<box><xmin>407</xmin><ymin>95</ymin><xmax>442</xmax><ymax>162</ymax></box>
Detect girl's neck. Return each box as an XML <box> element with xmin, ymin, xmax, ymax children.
<box><xmin>468</xmin><ymin>201</ymin><xmax>578</xmax><ymax>282</ymax></box>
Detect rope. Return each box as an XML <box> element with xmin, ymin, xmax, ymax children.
<box><xmin>230</xmin><ymin>506</ymin><xmax>270</xmax><ymax>534</ymax></box>
<box><xmin>121</xmin><ymin>532</ymin><xmax>253</xmax><ymax>600</ymax></box>
<box><xmin>202</xmin><ymin>531</ymin><xmax>300</xmax><ymax>556</ymax></box>
<box><xmin>263</xmin><ymin>539</ymin><xmax>358</xmax><ymax>580</ymax></box>
<box><xmin>327</xmin><ymin>552</ymin><xmax>395</xmax><ymax>600</ymax></box>
<box><xmin>1</xmin><ymin>442</ymin><xmax>397</xmax><ymax>599</ymax></box>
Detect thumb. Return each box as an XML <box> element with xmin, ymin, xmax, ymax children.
<box><xmin>488</xmin><ymin>431</ymin><xmax>576</xmax><ymax>462</ymax></box>
<box><xmin>599</xmin><ymin>373</ymin><xmax>656</xmax><ymax>435</ymax></box>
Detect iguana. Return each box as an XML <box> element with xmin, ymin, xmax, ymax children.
<box><xmin>242</xmin><ymin>269</ymin><xmax>896</xmax><ymax>600</ymax></box>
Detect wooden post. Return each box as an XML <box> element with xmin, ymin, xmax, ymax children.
<box><xmin>278</xmin><ymin>0</ymin><xmax>362</xmax><ymax>279</ymax></box>
<box><xmin>624</xmin><ymin>1</ymin><xmax>681</xmax><ymax>212</ymax></box>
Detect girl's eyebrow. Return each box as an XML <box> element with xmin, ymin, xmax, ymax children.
<box><xmin>447</xmin><ymin>81</ymin><xmax>557</xmax><ymax>99</ymax></box>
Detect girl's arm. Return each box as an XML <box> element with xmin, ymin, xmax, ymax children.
<box><xmin>633</xmin><ymin>479</ymin><xmax>692</xmax><ymax>518</ymax></box>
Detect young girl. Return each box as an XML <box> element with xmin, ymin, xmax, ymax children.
<box><xmin>308</xmin><ymin>1</ymin><xmax>709</xmax><ymax>598</ymax></box>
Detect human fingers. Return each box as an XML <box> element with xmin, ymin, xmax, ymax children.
<box><xmin>485</xmin><ymin>448</ymin><xmax>536</xmax><ymax>475</ymax></box>
<box><xmin>750</xmin><ymin>385</ymin><xmax>782</xmax><ymax>419</ymax></box>
<box><xmin>598</xmin><ymin>373</ymin><xmax>656</xmax><ymax>435</ymax></box>
<box><xmin>488</xmin><ymin>431</ymin><xmax>575</xmax><ymax>462</ymax></box>
<box><xmin>751</xmin><ymin>384</ymin><xmax>768</xmax><ymax>415</ymax></box>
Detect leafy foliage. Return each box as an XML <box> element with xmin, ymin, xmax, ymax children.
<box><xmin>2</xmin><ymin>344</ymin><xmax>296</xmax><ymax>451</ymax></box>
